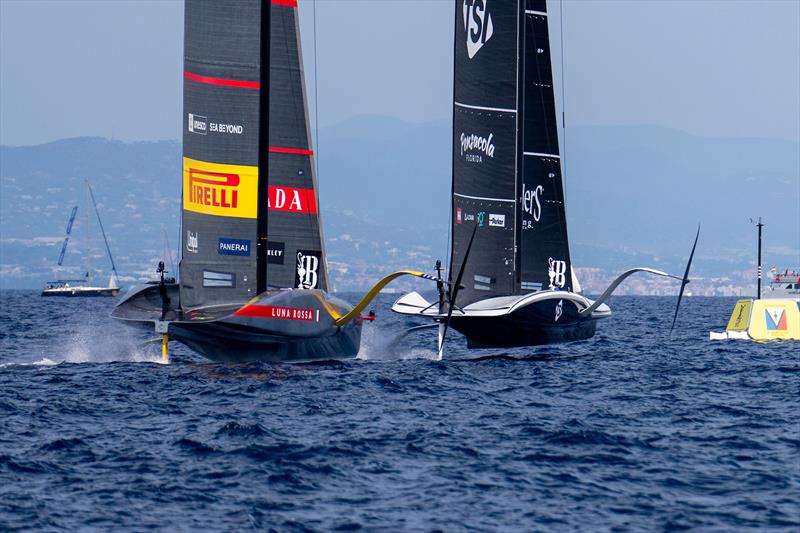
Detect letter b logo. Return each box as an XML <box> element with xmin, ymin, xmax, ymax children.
<box><xmin>295</xmin><ymin>250</ymin><xmax>321</xmax><ymax>289</ymax></box>
<box><xmin>548</xmin><ymin>258</ymin><xmax>567</xmax><ymax>289</ymax></box>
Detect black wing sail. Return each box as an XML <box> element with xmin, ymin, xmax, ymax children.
<box><xmin>180</xmin><ymin>0</ymin><xmax>327</xmax><ymax>310</ymax></box>
<box><xmin>181</xmin><ymin>0</ymin><xmax>263</xmax><ymax>308</ymax></box>
<box><xmin>518</xmin><ymin>0</ymin><xmax>572</xmax><ymax>293</ymax></box>
<box><xmin>450</xmin><ymin>0</ymin><xmax>520</xmax><ymax>307</ymax></box>
<box><xmin>450</xmin><ymin>0</ymin><xmax>573</xmax><ymax>307</ymax></box>
<box><xmin>265</xmin><ymin>1</ymin><xmax>328</xmax><ymax>292</ymax></box>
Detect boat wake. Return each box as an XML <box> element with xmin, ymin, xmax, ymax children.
<box><xmin>0</xmin><ymin>357</ymin><xmax>61</xmax><ymax>369</ymax></box>
<box><xmin>357</xmin><ymin>322</ymin><xmax>438</xmax><ymax>361</ymax></box>
<box><xmin>1</xmin><ymin>327</ymin><xmax>165</xmax><ymax>368</ymax></box>
<box><xmin>63</xmin><ymin>328</ymin><xmax>165</xmax><ymax>364</ymax></box>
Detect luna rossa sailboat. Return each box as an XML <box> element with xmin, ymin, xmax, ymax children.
<box><xmin>392</xmin><ymin>0</ymin><xmax>695</xmax><ymax>356</ymax></box>
<box><xmin>113</xmin><ymin>0</ymin><xmax>432</xmax><ymax>362</ymax></box>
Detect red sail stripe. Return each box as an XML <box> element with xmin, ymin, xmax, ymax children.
<box><xmin>268</xmin><ymin>146</ymin><xmax>314</xmax><ymax>156</ymax></box>
<box><xmin>184</xmin><ymin>71</ymin><xmax>260</xmax><ymax>89</ymax></box>
<box><xmin>272</xmin><ymin>0</ymin><xmax>298</xmax><ymax>7</ymax></box>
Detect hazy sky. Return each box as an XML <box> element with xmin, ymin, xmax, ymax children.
<box><xmin>1</xmin><ymin>0</ymin><xmax>798</xmax><ymax>146</ymax></box>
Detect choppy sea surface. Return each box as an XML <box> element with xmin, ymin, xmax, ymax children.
<box><xmin>0</xmin><ymin>290</ymin><xmax>797</xmax><ymax>531</ymax></box>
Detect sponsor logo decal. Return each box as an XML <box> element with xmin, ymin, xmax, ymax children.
<box><xmin>488</xmin><ymin>213</ymin><xmax>505</xmax><ymax>227</ymax></box>
<box><xmin>548</xmin><ymin>257</ymin><xmax>567</xmax><ymax>289</ymax></box>
<box><xmin>521</xmin><ymin>281</ymin><xmax>542</xmax><ymax>291</ymax></box>
<box><xmin>457</xmin><ymin>208</ymin><xmax>462</xmax><ymax>224</ymax></box>
<box><xmin>460</xmin><ymin>132</ymin><xmax>495</xmax><ymax>163</ymax></box>
<box><xmin>209</xmin><ymin>122</ymin><xmax>243</xmax><ymax>135</ymax></box>
<box><xmin>188</xmin><ymin>113</ymin><xmax>207</xmax><ymax>135</ymax></box>
<box><xmin>183</xmin><ymin>157</ymin><xmax>258</xmax><ymax>218</ymax></box>
<box><xmin>188</xmin><ymin>113</ymin><xmax>243</xmax><ymax>135</ymax></box>
<box><xmin>186</xmin><ymin>231</ymin><xmax>198</xmax><ymax>253</ymax></box>
<box><xmin>463</xmin><ymin>212</ymin><xmax>475</xmax><ymax>223</ymax></box>
<box><xmin>295</xmin><ymin>250</ymin><xmax>321</xmax><ymax>289</ymax></box>
<box><xmin>218</xmin><ymin>238</ymin><xmax>250</xmax><ymax>256</ymax></box>
<box><xmin>234</xmin><ymin>305</ymin><xmax>320</xmax><ymax>322</ymax></box>
<box><xmin>268</xmin><ymin>186</ymin><xmax>318</xmax><ymax>214</ymax></box>
<box><xmin>267</xmin><ymin>241</ymin><xmax>285</xmax><ymax>265</ymax></box>
<box><xmin>463</xmin><ymin>0</ymin><xmax>494</xmax><ymax>59</ymax></box>
<box><xmin>522</xmin><ymin>183</ymin><xmax>544</xmax><ymax>229</ymax></box>
<box><xmin>555</xmin><ymin>299</ymin><xmax>563</xmax><ymax>322</ymax></box>
<box><xmin>765</xmin><ymin>307</ymin><xmax>787</xmax><ymax>330</ymax></box>
<box><xmin>203</xmin><ymin>270</ymin><xmax>234</xmax><ymax>288</ymax></box>
<box><xmin>477</xmin><ymin>211</ymin><xmax>486</xmax><ymax>227</ymax></box>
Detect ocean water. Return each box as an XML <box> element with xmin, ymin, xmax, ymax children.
<box><xmin>0</xmin><ymin>290</ymin><xmax>797</xmax><ymax>531</ymax></box>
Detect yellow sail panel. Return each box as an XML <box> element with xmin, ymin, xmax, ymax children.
<box><xmin>726</xmin><ymin>299</ymin><xmax>752</xmax><ymax>331</ymax></box>
<box><xmin>748</xmin><ymin>299</ymin><xmax>800</xmax><ymax>341</ymax></box>
<box><xmin>182</xmin><ymin>157</ymin><xmax>258</xmax><ymax>218</ymax></box>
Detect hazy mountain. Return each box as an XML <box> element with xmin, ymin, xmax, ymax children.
<box><xmin>1</xmin><ymin>117</ymin><xmax>797</xmax><ymax>291</ymax></box>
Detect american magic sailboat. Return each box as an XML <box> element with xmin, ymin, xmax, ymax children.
<box><xmin>393</xmin><ymin>0</ymin><xmax>695</xmax><ymax>355</ymax></box>
<box><xmin>42</xmin><ymin>181</ymin><xmax>121</xmax><ymax>297</ymax></box>
<box><xmin>112</xmin><ymin>0</ymin><xmax>429</xmax><ymax>362</ymax></box>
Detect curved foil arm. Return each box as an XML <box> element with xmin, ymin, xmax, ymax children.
<box><xmin>577</xmin><ymin>268</ymin><xmax>681</xmax><ymax>317</ymax></box>
<box><xmin>334</xmin><ymin>270</ymin><xmax>436</xmax><ymax>326</ymax></box>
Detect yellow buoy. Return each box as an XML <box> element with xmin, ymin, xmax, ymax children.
<box><xmin>726</xmin><ymin>300</ymin><xmax>752</xmax><ymax>332</ymax></box>
<box><xmin>748</xmin><ymin>299</ymin><xmax>800</xmax><ymax>341</ymax></box>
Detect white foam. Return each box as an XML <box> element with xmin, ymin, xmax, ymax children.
<box><xmin>0</xmin><ymin>357</ymin><xmax>59</xmax><ymax>369</ymax></box>
<box><xmin>357</xmin><ymin>322</ymin><xmax>438</xmax><ymax>361</ymax></box>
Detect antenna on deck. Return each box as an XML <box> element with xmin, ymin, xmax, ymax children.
<box><xmin>751</xmin><ymin>217</ymin><xmax>764</xmax><ymax>299</ymax></box>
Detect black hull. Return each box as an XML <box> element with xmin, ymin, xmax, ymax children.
<box><xmin>450</xmin><ymin>296</ymin><xmax>598</xmax><ymax>349</ymax></box>
<box><xmin>41</xmin><ymin>288</ymin><xmax>120</xmax><ymax>297</ymax></box>
<box><xmin>170</xmin><ymin>320</ymin><xmax>361</xmax><ymax>363</ymax></box>
<box><xmin>112</xmin><ymin>284</ymin><xmax>362</xmax><ymax>363</ymax></box>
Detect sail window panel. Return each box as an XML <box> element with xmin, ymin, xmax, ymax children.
<box><xmin>184</xmin><ymin>84</ymin><xmax>261</xmax><ymax>167</ymax></box>
<box><xmin>453</xmin><ymin>107</ymin><xmax>517</xmax><ymax>199</ymax></box>
<box><xmin>269</xmin><ymin>5</ymin><xmax>311</xmax><ymax>151</ymax></box>
<box><xmin>270</xmin><ymin>5</ymin><xmax>300</xmax><ymax>71</ymax></box>
<box><xmin>268</xmin><ymin>154</ymin><xmax>314</xmax><ymax>190</ymax></box>
<box><xmin>268</xmin><ymin>68</ymin><xmax>311</xmax><ymax>151</ymax></box>
<box><xmin>518</xmin><ymin>157</ymin><xmax>572</xmax><ymax>293</ymax></box>
<box><xmin>180</xmin><ymin>212</ymin><xmax>257</xmax><ymax>308</ymax></box>
<box><xmin>184</xmin><ymin>0</ymin><xmax>261</xmax><ymax>75</ymax></box>
<box><xmin>451</xmin><ymin>197</ymin><xmax>516</xmax><ymax>307</ymax></box>
<box><xmin>454</xmin><ymin>0</ymin><xmax>519</xmax><ymax>111</ymax></box>
<box><xmin>522</xmin><ymin>14</ymin><xmax>559</xmax><ymax>156</ymax></box>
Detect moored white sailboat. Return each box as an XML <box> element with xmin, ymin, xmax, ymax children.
<box><xmin>42</xmin><ymin>181</ymin><xmax>121</xmax><ymax>297</ymax></box>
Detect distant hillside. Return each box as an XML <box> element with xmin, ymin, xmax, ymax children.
<box><xmin>1</xmin><ymin>118</ymin><xmax>798</xmax><ymax>290</ymax></box>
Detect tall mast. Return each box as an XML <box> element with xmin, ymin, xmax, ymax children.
<box><xmin>85</xmin><ymin>182</ymin><xmax>92</xmax><ymax>284</ymax></box>
<box><xmin>255</xmin><ymin>2</ymin><xmax>271</xmax><ymax>295</ymax></box>
<box><xmin>756</xmin><ymin>217</ymin><xmax>763</xmax><ymax>299</ymax></box>
<box><xmin>87</xmin><ymin>180</ymin><xmax>119</xmax><ymax>285</ymax></box>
